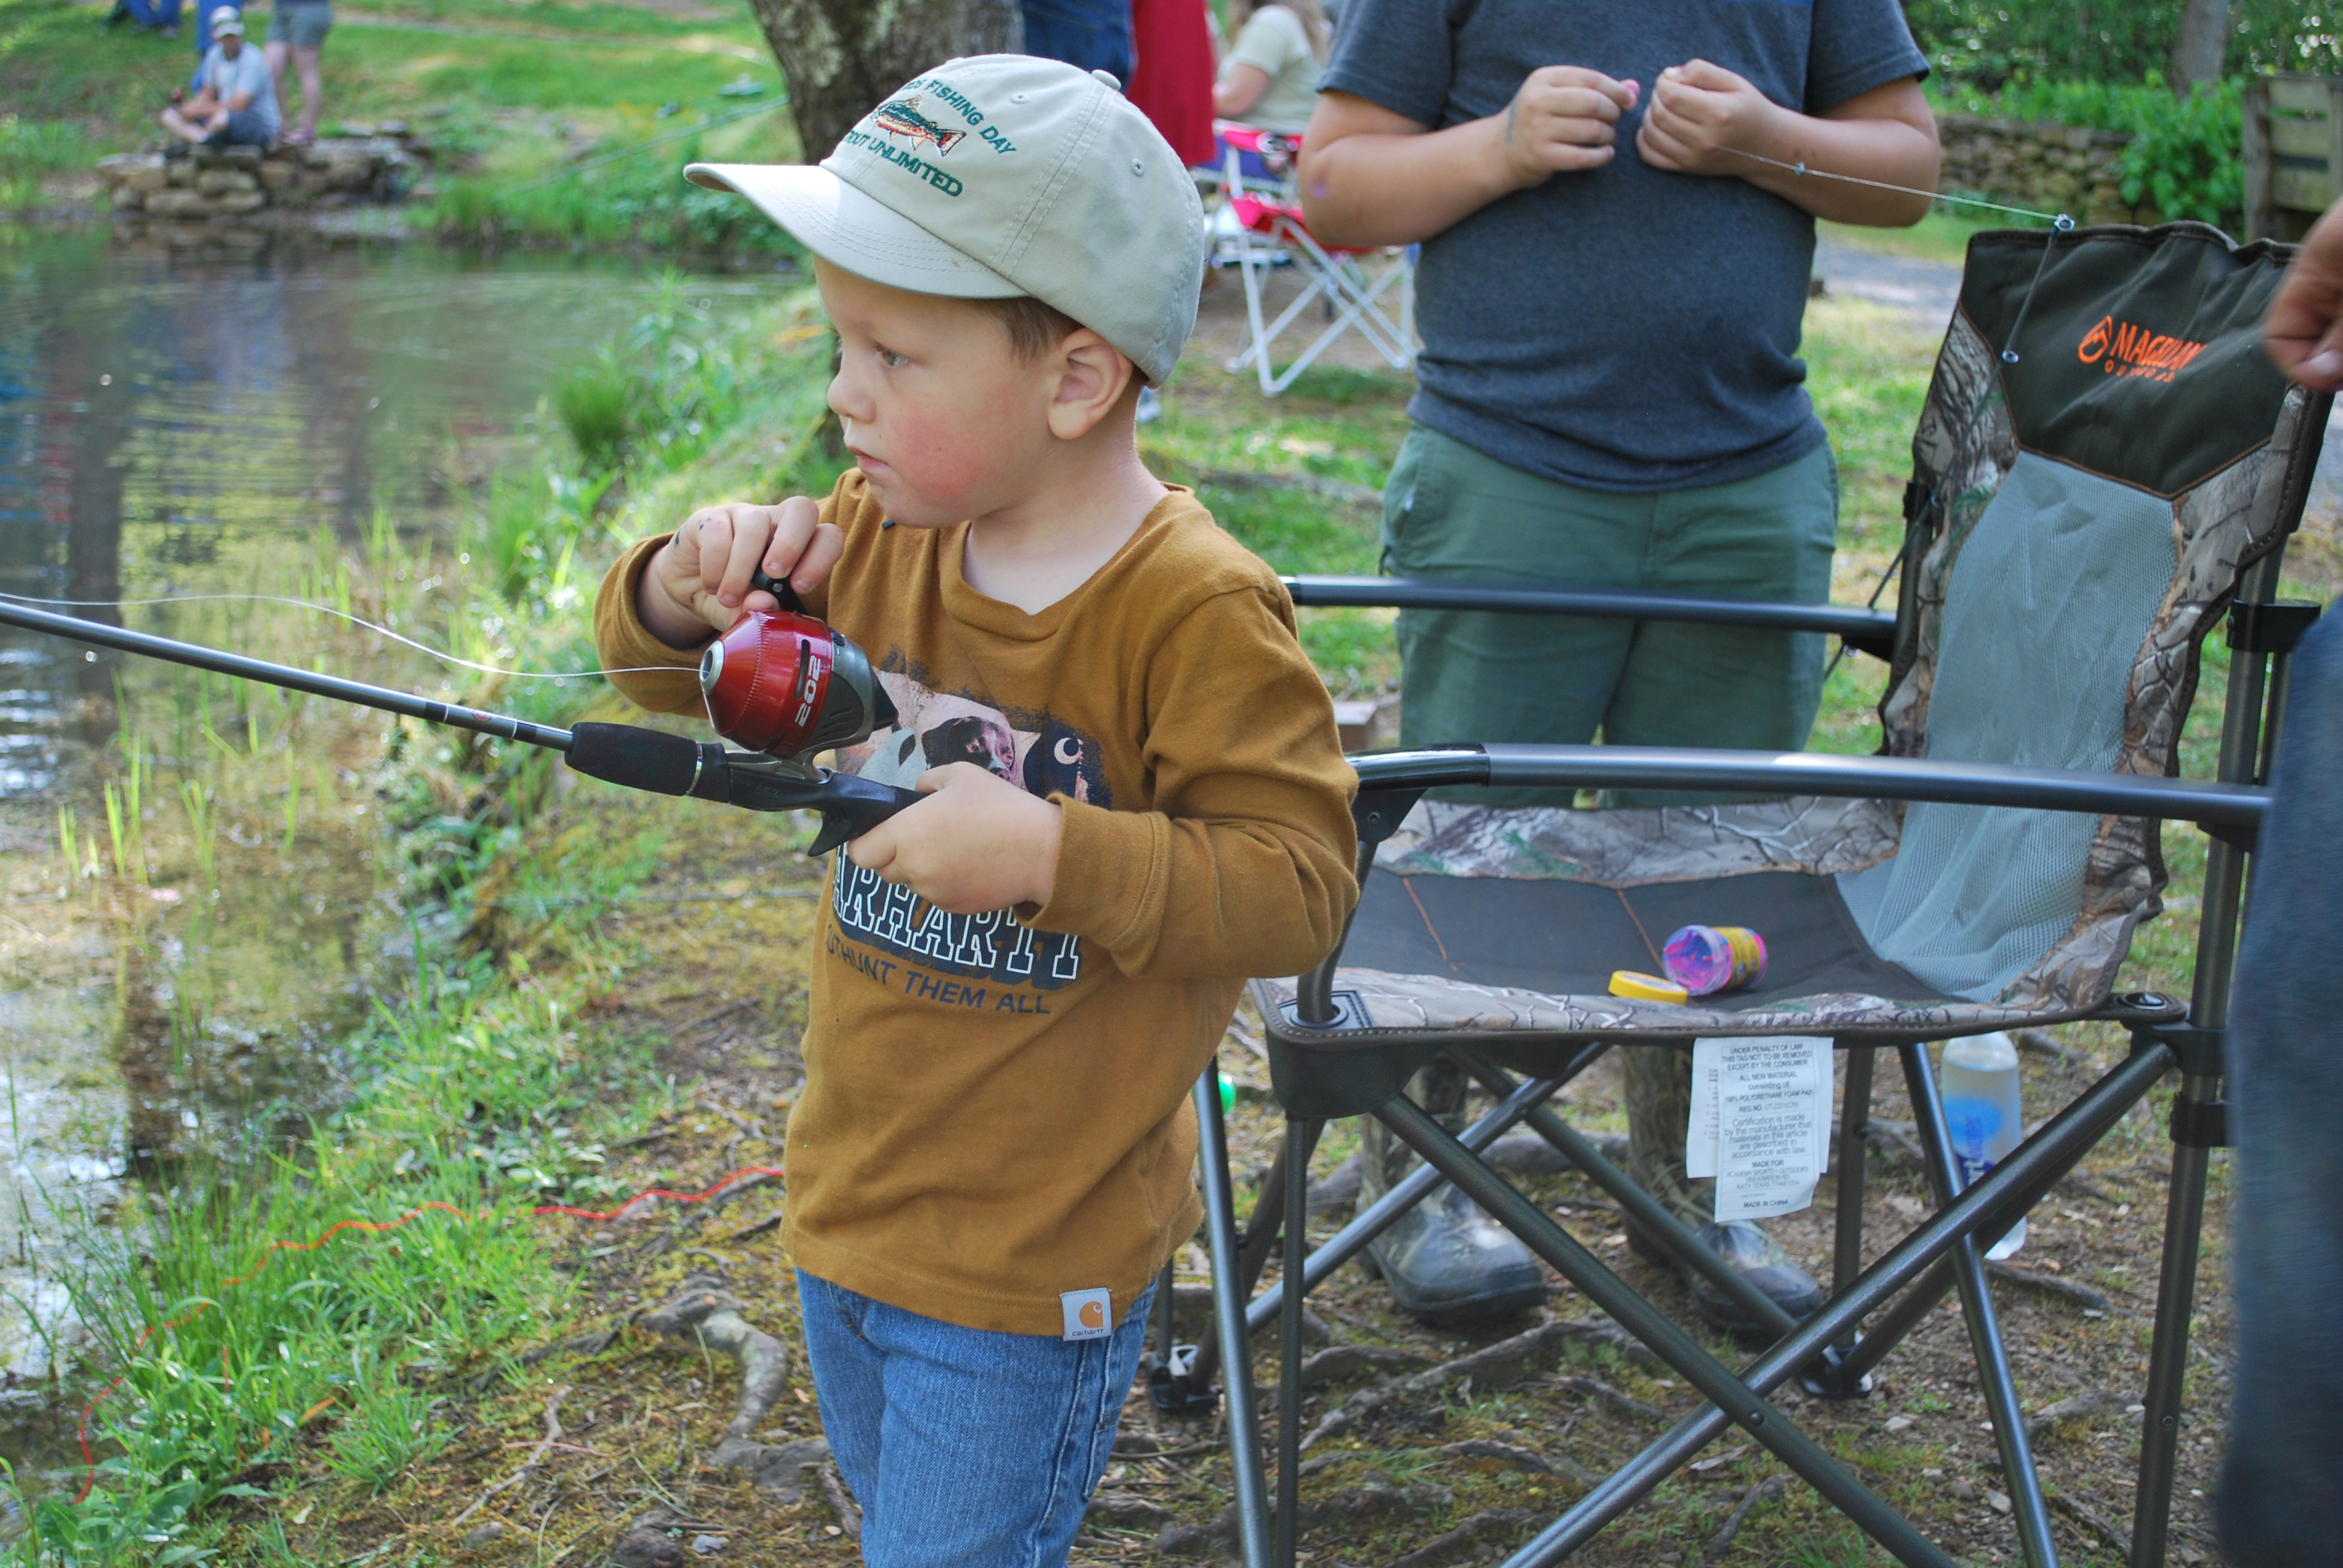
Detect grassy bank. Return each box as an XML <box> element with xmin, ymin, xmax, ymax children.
<box><xmin>15</xmin><ymin>249</ymin><xmax>2315</xmax><ymax>1566</ymax></box>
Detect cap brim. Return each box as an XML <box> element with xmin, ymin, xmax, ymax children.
<box><xmin>686</xmin><ymin>162</ymin><xmax>1020</xmax><ymax>298</ymax></box>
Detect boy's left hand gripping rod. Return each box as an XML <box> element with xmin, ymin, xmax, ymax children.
<box><xmin>0</xmin><ymin>601</ymin><xmax>917</xmax><ymax>856</ymax></box>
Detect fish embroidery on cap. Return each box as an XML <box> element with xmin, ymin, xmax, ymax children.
<box><xmin>871</xmin><ymin>96</ymin><xmax>966</xmax><ymax>157</ymax></box>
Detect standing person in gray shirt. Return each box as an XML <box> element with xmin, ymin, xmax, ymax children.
<box><xmin>1297</xmin><ymin>0</ymin><xmax>1939</xmax><ymax>1333</ymax></box>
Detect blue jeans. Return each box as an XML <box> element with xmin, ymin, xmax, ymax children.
<box><xmin>1019</xmin><ymin>0</ymin><xmax>1132</xmax><ymax>85</ymax></box>
<box><xmin>206</xmin><ymin>109</ymin><xmax>275</xmax><ymax>146</ymax></box>
<box><xmin>797</xmin><ymin>1270</ymin><xmax>1155</xmax><ymax>1567</ymax></box>
<box><xmin>2219</xmin><ymin>607</ymin><xmax>2343</xmax><ymax>1564</ymax></box>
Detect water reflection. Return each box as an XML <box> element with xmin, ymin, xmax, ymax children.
<box><xmin>0</xmin><ymin>229</ymin><xmax>768</xmax><ymax>1451</ymax></box>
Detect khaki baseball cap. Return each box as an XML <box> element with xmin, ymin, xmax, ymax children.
<box><xmin>686</xmin><ymin>56</ymin><xmax>1204</xmax><ymax>384</ymax></box>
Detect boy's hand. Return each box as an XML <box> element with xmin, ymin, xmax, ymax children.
<box><xmin>1495</xmin><ymin>67</ymin><xmax>1640</xmax><ymax>189</ymax></box>
<box><xmin>1637</xmin><ymin>60</ymin><xmax>1778</xmax><ymax>178</ymax></box>
<box><xmin>846</xmin><ymin>763</ymin><xmax>1063</xmax><ymax>915</ymax></box>
<box><xmin>637</xmin><ymin>497</ymin><xmax>844</xmax><ymax>648</ymax></box>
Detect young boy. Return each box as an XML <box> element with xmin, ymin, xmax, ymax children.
<box><xmin>591</xmin><ymin>56</ymin><xmax>1358</xmax><ymax>1564</ymax></box>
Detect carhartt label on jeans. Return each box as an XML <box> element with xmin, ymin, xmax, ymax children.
<box><xmin>1060</xmin><ymin>1289</ymin><xmax>1113</xmax><ymax>1341</ymax></box>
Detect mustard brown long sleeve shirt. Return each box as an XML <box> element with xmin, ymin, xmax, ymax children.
<box><xmin>593</xmin><ymin>472</ymin><xmax>1358</xmax><ymax>1334</ymax></box>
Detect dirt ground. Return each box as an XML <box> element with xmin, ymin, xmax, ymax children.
<box><xmin>352</xmin><ymin>774</ymin><xmax>2233</xmax><ymax>1568</ymax></box>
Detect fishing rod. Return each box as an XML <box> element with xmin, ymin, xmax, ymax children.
<box><xmin>0</xmin><ymin>596</ymin><xmax>919</xmax><ymax>857</ymax></box>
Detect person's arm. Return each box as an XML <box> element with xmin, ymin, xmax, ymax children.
<box><xmin>1636</xmin><ymin>60</ymin><xmax>1938</xmax><ymax>227</ymax></box>
<box><xmin>1015</xmin><ymin>585</ymin><xmax>1360</xmax><ymax>981</ymax></box>
<box><xmin>2265</xmin><ymin>198</ymin><xmax>2343</xmax><ymax>388</ymax></box>
<box><xmin>1214</xmin><ymin>63</ymin><xmax>1270</xmax><ymax>119</ymax></box>
<box><xmin>1297</xmin><ymin>71</ymin><xmax>1638</xmax><ymax>249</ymax></box>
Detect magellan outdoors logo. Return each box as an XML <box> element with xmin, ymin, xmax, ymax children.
<box><xmin>2076</xmin><ymin>314</ymin><xmax>2210</xmax><ymax>384</ymax></box>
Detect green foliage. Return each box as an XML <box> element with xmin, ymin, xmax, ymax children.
<box><xmin>1942</xmin><ymin>76</ymin><xmax>2244</xmax><ymax>229</ymax></box>
<box><xmin>429</xmin><ymin>122</ymin><xmax>802</xmax><ymax>253</ymax></box>
<box><xmin>6</xmin><ymin>946</ymin><xmax>663</xmax><ymax>1564</ymax></box>
<box><xmin>0</xmin><ymin>113</ymin><xmax>86</xmax><ymax>212</ymax></box>
<box><xmin>554</xmin><ymin>362</ymin><xmax>632</xmax><ymax>472</ymax></box>
<box><xmin>1904</xmin><ymin>0</ymin><xmax>2343</xmax><ymax>90</ymax></box>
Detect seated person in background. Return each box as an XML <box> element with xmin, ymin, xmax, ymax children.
<box><xmin>162</xmin><ymin>9</ymin><xmax>280</xmax><ymax>148</ymax></box>
<box><xmin>1213</xmin><ymin>0</ymin><xmax>1326</xmax><ymax>136</ymax></box>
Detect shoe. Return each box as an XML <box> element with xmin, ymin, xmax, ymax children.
<box><xmin>1629</xmin><ymin>1217</ymin><xmax>1824</xmax><ymax>1336</ymax></box>
<box><xmin>1366</xmin><ymin>1183</ymin><xmax>1547</xmax><ymax>1326</ymax></box>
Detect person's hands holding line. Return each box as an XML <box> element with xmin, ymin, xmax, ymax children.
<box><xmin>2264</xmin><ymin>199</ymin><xmax>2343</xmax><ymax>390</ymax></box>
<box><xmin>1637</xmin><ymin>59</ymin><xmax>1777</xmax><ymax>177</ymax></box>
<box><xmin>1495</xmin><ymin>67</ymin><xmax>1640</xmax><ymax>189</ymax></box>
<box><xmin>636</xmin><ymin>495</ymin><xmax>844</xmax><ymax>648</ymax></box>
<box><xmin>846</xmin><ymin>763</ymin><xmax>1064</xmax><ymax>915</ymax></box>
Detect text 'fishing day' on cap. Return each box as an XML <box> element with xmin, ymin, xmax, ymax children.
<box><xmin>686</xmin><ymin>55</ymin><xmax>1205</xmax><ymax>385</ymax></box>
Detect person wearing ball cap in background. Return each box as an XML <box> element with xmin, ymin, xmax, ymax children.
<box><xmin>589</xmin><ymin>56</ymin><xmax>1358</xmax><ymax>1564</ymax></box>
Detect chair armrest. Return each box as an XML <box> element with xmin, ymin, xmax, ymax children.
<box><xmin>1351</xmin><ymin>742</ymin><xmax>2267</xmax><ymax>841</ymax></box>
<box><xmin>1282</xmin><ymin>575</ymin><xmax>1899</xmax><ymax>662</ymax></box>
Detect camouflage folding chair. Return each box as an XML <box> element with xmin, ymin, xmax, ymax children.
<box><xmin>1160</xmin><ymin>221</ymin><xmax>2325</xmax><ymax>1568</ymax></box>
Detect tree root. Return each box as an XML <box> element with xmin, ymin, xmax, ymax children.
<box><xmin>638</xmin><ymin>1269</ymin><xmax>839</xmax><ymax>1504</ymax></box>
<box><xmin>2024</xmin><ymin>1388</ymin><xmax>2138</xmax><ymax>1443</ymax></box>
<box><xmin>451</xmin><ymin>1385</ymin><xmax>567</xmax><ymax>1529</ymax></box>
<box><xmin>1299</xmin><ymin>1314</ymin><xmax>1656</xmax><ymax>1450</ymax></box>
<box><xmin>812</xmin><ymin>1459</ymin><xmax>863</xmax><ymax>1539</ymax></box>
<box><xmin>1702</xmin><ymin>1473</ymin><xmax>1787</xmax><ymax>1563</ymax></box>
<box><xmin>1386</xmin><ymin>1506</ymin><xmax>1542</xmax><ymax>1568</ymax></box>
<box><xmin>1985</xmin><ymin>1260</ymin><xmax>2118</xmax><ymax>1313</ymax></box>
<box><xmin>640</xmin><ymin>1271</ymin><xmax>790</xmax><ymax>1444</ymax></box>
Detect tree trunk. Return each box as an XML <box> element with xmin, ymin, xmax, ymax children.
<box><xmin>2169</xmin><ymin>0</ymin><xmax>2230</xmax><ymax>94</ymax></box>
<box><xmin>749</xmin><ymin>0</ymin><xmax>1024</xmax><ymax>164</ymax></box>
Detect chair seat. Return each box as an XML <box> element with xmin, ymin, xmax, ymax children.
<box><xmin>1254</xmin><ymin>795</ymin><xmax>2183</xmax><ymax>1052</ymax></box>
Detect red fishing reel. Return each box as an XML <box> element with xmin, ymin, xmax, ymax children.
<box><xmin>698</xmin><ymin>608</ymin><xmax>896</xmax><ymax>757</ymax></box>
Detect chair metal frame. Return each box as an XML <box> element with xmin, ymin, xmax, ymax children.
<box><xmin>1155</xmin><ymin>536</ymin><xmax>2319</xmax><ymax>1568</ymax></box>
<box><xmin>1211</xmin><ymin>123</ymin><xmax>1417</xmax><ymax>395</ymax></box>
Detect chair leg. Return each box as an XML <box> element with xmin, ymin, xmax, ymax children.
<box><xmin>1377</xmin><ymin>1092</ymin><xmax>1958</xmax><ymax>1568</ymax></box>
<box><xmin>1194</xmin><ymin>1067</ymin><xmax>1273</xmax><ymax>1568</ymax></box>
<box><xmin>2130</xmin><ymin>1094</ymin><xmax>2217</xmax><ymax>1568</ymax></box>
<box><xmin>1242</xmin><ymin>1060</ymin><xmax>1594</xmax><ymax>1334</ymax></box>
<box><xmin>1806</xmin><ymin>1044</ymin><xmax>1878</xmax><ymax>1399</ymax></box>
<box><xmin>1901</xmin><ymin>1041</ymin><xmax>2059</xmax><ymax>1568</ymax></box>
<box><xmin>1275</xmin><ymin>1119</ymin><xmax>1322</xmax><ymax>1568</ymax></box>
<box><xmin>1182</xmin><ymin>1134</ymin><xmax>1294</xmax><ymax>1393</ymax></box>
<box><xmin>1498</xmin><ymin>1042</ymin><xmax>2174</xmax><ymax>1568</ymax></box>
<box><xmin>1450</xmin><ymin>1048</ymin><xmax>1799</xmax><ymax>1341</ymax></box>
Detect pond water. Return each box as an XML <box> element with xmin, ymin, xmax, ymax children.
<box><xmin>0</xmin><ymin>227</ymin><xmax>776</xmax><ymax>1474</ymax></box>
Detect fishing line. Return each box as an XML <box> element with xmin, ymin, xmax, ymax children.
<box><xmin>0</xmin><ymin>589</ymin><xmax>691</xmax><ymax>683</ymax></box>
<box><xmin>1723</xmin><ymin>146</ymin><xmax>2079</xmax><ymax>364</ymax></box>
<box><xmin>72</xmin><ymin>1163</ymin><xmax>788</xmax><ymax>1504</ymax></box>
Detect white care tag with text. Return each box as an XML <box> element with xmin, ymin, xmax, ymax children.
<box><xmin>1689</xmin><ymin>1037</ymin><xmax>1834</xmax><ymax>1221</ymax></box>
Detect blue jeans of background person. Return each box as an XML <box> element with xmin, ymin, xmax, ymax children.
<box><xmin>2219</xmin><ymin>607</ymin><xmax>2343</xmax><ymax>1565</ymax></box>
<box><xmin>1019</xmin><ymin>0</ymin><xmax>1132</xmax><ymax>86</ymax></box>
<box><xmin>207</xmin><ymin>108</ymin><xmax>275</xmax><ymax>146</ymax></box>
<box><xmin>796</xmin><ymin>1270</ymin><xmax>1154</xmax><ymax>1568</ymax></box>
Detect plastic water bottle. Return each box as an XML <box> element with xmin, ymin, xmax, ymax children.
<box><xmin>1939</xmin><ymin>1031</ymin><xmax>2025</xmax><ymax>1259</ymax></box>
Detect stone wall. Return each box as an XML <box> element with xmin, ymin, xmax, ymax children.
<box><xmin>96</xmin><ymin>123</ymin><xmax>433</xmax><ymax>226</ymax></box>
<box><xmin>1935</xmin><ymin>113</ymin><xmax>2161</xmax><ymax>228</ymax></box>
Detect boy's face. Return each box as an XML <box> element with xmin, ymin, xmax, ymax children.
<box><xmin>816</xmin><ymin>260</ymin><xmax>1073</xmax><ymax>530</ymax></box>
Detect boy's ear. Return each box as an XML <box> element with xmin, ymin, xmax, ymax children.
<box><xmin>1045</xmin><ymin>329</ymin><xmax>1140</xmax><ymax>442</ymax></box>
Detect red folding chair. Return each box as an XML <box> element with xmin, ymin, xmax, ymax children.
<box><xmin>1213</xmin><ymin>122</ymin><xmax>1415</xmax><ymax>394</ymax></box>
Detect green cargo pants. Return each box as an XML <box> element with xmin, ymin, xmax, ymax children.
<box><xmin>1360</xmin><ymin>425</ymin><xmax>1840</xmax><ymax>1226</ymax></box>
